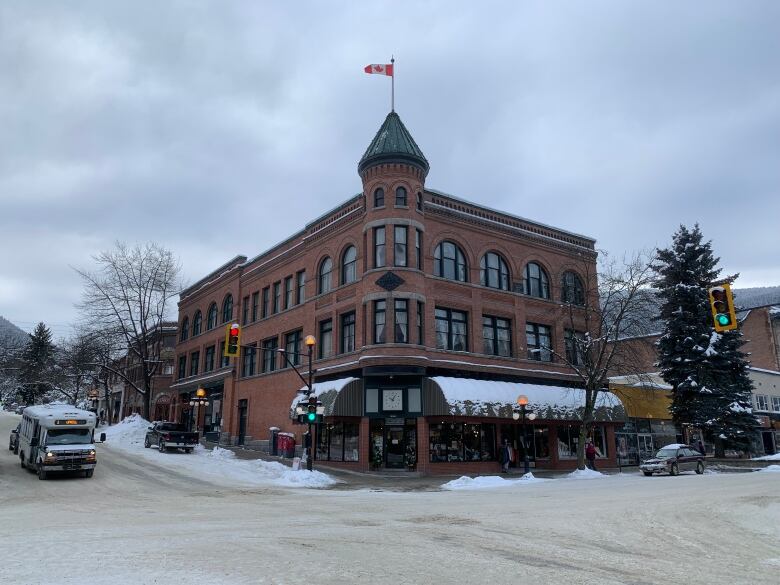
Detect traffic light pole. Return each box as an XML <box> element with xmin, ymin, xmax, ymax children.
<box><xmin>275</xmin><ymin>344</ymin><xmax>316</xmax><ymax>471</ymax></box>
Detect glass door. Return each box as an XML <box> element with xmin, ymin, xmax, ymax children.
<box><xmin>638</xmin><ymin>434</ymin><xmax>654</xmax><ymax>462</ymax></box>
<box><xmin>385</xmin><ymin>425</ymin><xmax>405</xmax><ymax>468</ymax></box>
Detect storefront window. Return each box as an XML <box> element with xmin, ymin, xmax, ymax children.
<box><xmin>558</xmin><ymin>425</ymin><xmax>607</xmax><ymax>458</ymax></box>
<box><xmin>429</xmin><ymin>422</ymin><xmax>496</xmax><ymax>462</ymax></box>
<box><xmin>329</xmin><ymin>422</ymin><xmax>344</xmax><ymax>461</ymax></box>
<box><xmin>344</xmin><ymin>423</ymin><xmax>359</xmax><ymax>461</ymax></box>
<box><xmin>533</xmin><ymin>426</ymin><xmax>549</xmax><ymax>459</ymax></box>
<box><xmin>317</xmin><ymin>422</ymin><xmax>360</xmax><ymax>462</ymax></box>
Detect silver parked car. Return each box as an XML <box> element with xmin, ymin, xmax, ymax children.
<box><xmin>639</xmin><ymin>444</ymin><xmax>705</xmax><ymax>476</ymax></box>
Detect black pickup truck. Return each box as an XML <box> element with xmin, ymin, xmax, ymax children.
<box><xmin>144</xmin><ymin>422</ymin><xmax>199</xmax><ymax>453</ymax></box>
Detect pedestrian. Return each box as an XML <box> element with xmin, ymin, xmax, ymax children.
<box><xmin>500</xmin><ymin>440</ymin><xmax>511</xmax><ymax>473</ymax></box>
<box><xmin>697</xmin><ymin>439</ymin><xmax>705</xmax><ymax>456</ymax></box>
<box><xmin>585</xmin><ymin>439</ymin><xmax>597</xmax><ymax>471</ymax></box>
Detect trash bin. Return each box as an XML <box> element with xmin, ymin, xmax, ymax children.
<box><xmin>269</xmin><ymin>426</ymin><xmax>280</xmax><ymax>456</ymax></box>
<box><xmin>277</xmin><ymin>432</ymin><xmax>296</xmax><ymax>458</ymax></box>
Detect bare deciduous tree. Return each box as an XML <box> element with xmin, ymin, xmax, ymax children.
<box><xmin>551</xmin><ymin>250</ymin><xmax>657</xmax><ymax>470</ymax></box>
<box><xmin>74</xmin><ymin>242</ymin><xmax>182</xmax><ymax>420</ymax></box>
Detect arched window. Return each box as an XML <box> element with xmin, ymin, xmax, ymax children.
<box><xmin>180</xmin><ymin>317</ymin><xmax>189</xmax><ymax>342</ymax></box>
<box><xmin>561</xmin><ymin>271</ymin><xmax>585</xmax><ymax>306</ymax></box>
<box><xmin>192</xmin><ymin>310</ymin><xmax>202</xmax><ymax>336</ymax></box>
<box><xmin>341</xmin><ymin>246</ymin><xmax>357</xmax><ymax>285</ymax></box>
<box><xmin>222</xmin><ymin>294</ymin><xmax>233</xmax><ymax>323</ymax></box>
<box><xmin>207</xmin><ymin>303</ymin><xmax>218</xmax><ymax>330</ymax></box>
<box><xmin>523</xmin><ymin>262</ymin><xmax>550</xmax><ymax>299</ymax></box>
<box><xmin>374</xmin><ymin>188</ymin><xmax>385</xmax><ymax>208</ymax></box>
<box><xmin>395</xmin><ymin>186</ymin><xmax>407</xmax><ymax>207</ymax></box>
<box><xmin>319</xmin><ymin>257</ymin><xmax>333</xmax><ymax>294</ymax></box>
<box><xmin>480</xmin><ymin>252</ymin><xmax>510</xmax><ymax>290</ymax></box>
<box><xmin>434</xmin><ymin>241</ymin><xmax>468</xmax><ymax>282</ymax></box>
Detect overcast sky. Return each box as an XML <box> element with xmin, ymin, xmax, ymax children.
<box><xmin>1</xmin><ymin>1</ymin><xmax>778</xmax><ymax>337</ymax></box>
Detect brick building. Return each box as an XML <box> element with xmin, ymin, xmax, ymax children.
<box><xmin>171</xmin><ymin>111</ymin><xmax>626</xmax><ymax>473</ymax></box>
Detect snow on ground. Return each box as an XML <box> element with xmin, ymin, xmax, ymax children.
<box><xmin>102</xmin><ymin>414</ymin><xmax>336</xmax><ymax>488</ymax></box>
<box><xmin>758</xmin><ymin>465</ymin><xmax>780</xmax><ymax>473</ymax></box>
<box><xmin>442</xmin><ymin>472</ymin><xmax>547</xmax><ymax>490</ymax></box>
<box><xmin>753</xmin><ymin>453</ymin><xmax>780</xmax><ymax>461</ymax></box>
<box><xmin>565</xmin><ymin>467</ymin><xmax>606</xmax><ymax>479</ymax></box>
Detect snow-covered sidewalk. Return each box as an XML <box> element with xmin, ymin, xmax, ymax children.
<box><xmin>442</xmin><ymin>467</ymin><xmax>611</xmax><ymax>490</ymax></box>
<box><xmin>101</xmin><ymin>415</ymin><xmax>336</xmax><ymax>489</ymax></box>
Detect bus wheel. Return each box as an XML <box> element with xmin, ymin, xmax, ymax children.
<box><xmin>37</xmin><ymin>463</ymin><xmax>47</xmax><ymax>480</ymax></box>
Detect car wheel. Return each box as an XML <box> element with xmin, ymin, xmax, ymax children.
<box><xmin>20</xmin><ymin>454</ymin><xmax>25</xmax><ymax>469</ymax></box>
<box><xmin>643</xmin><ymin>471</ymin><xmax>653</xmax><ymax>476</ymax></box>
<box><xmin>144</xmin><ymin>436</ymin><xmax>150</xmax><ymax>448</ymax></box>
<box><xmin>670</xmin><ymin>462</ymin><xmax>679</xmax><ymax>476</ymax></box>
<box><xmin>185</xmin><ymin>448</ymin><xmax>192</xmax><ymax>453</ymax></box>
<box><xmin>37</xmin><ymin>463</ymin><xmax>47</xmax><ymax>480</ymax></box>
<box><xmin>8</xmin><ymin>442</ymin><xmax>12</xmax><ymax>451</ymax></box>
<box><xmin>85</xmin><ymin>469</ymin><xmax>94</xmax><ymax>478</ymax></box>
<box><xmin>696</xmin><ymin>461</ymin><xmax>704</xmax><ymax>475</ymax></box>
<box><xmin>158</xmin><ymin>439</ymin><xmax>166</xmax><ymax>452</ymax></box>
<box><xmin>14</xmin><ymin>444</ymin><xmax>18</xmax><ymax>455</ymax></box>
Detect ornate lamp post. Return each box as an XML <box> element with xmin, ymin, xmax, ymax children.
<box><xmin>513</xmin><ymin>394</ymin><xmax>537</xmax><ymax>475</ymax></box>
<box><xmin>278</xmin><ymin>335</ymin><xmax>317</xmax><ymax>471</ymax></box>
<box><xmin>189</xmin><ymin>387</ymin><xmax>209</xmax><ymax>434</ymax></box>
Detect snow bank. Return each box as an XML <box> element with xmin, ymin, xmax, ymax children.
<box><xmin>752</xmin><ymin>453</ymin><xmax>780</xmax><ymax>461</ymax></box>
<box><xmin>758</xmin><ymin>465</ymin><xmax>780</xmax><ymax>473</ymax></box>
<box><xmin>566</xmin><ymin>468</ymin><xmax>605</xmax><ymax>480</ymax></box>
<box><xmin>102</xmin><ymin>415</ymin><xmax>336</xmax><ymax>489</ymax></box>
<box><xmin>441</xmin><ymin>473</ymin><xmax>546</xmax><ymax>490</ymax></box>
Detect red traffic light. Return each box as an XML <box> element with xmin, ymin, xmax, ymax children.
<box><xmin>230</xmin><ymin>325</ymin><xmax>239</xmax><ymax>337</ymax></box>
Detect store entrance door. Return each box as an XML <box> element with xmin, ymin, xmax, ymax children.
<box><xmin>385</xmin><ymin>425</ymin><xmax>405</xmax><ymax>469</ymax></box>
<box><xmin>638</xmin><ymin>434</ymin><xmax>654</xmax><ymax>462</ymax></box>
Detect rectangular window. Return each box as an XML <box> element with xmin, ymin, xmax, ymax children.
<box><xmin>395</xmin><ymin>299</ymin><xmax>409</xmax><ymax>343</ymax></box>
<box><xmin>415</xmin><ymin>229</ymin><xmax>422</xmax><ymax>269</ymax></box>
<box><xmin>773</xmin><ymin>396</ymin><xmax>780</xmax><ymax>412</ymax></box>
<box><xmin>429</xmin><ymin>422</ymin><xmax>496</xmax><ymax>462</ymax></box>
<box><xmin>482</xmin><ymin>315</ymin><xmax>511</xmax><ymax>357</ymax></box>
<box><xmin>319</xmin><ymin>319</ymin><xmax>333</xmax><ymax>358</ymax></box>
<box><xmin>526</xmin><ymin>323</ymin><xmax>552</xmax><ymax>362</ymax></box>
<box><xmin>178</xmin><ymin>355</ymin><xmax>187</xmax><ymax>380</ymax></box>
<box><xmin>407</xmin><ymin>387</ymin><xmax>421</xmax><ymax>412</ymax></box>
<box><xmin>284</xmin><ymin>330</ymin><xmax>302</xmax><ymax>367</ymax></box>
<box><xmin>395</xmin><ymin>188</ymin><xmax>407</xmax><ymax>207</ymax></box>
<box><xmin>251</xmin><ymin>292</ymin><xmax>259</xmax><ymax>322</ymax></box>
<box><xmin>341</xmin><ymin>311</ymin><xmax>356</xmax><ymax>353</ymax></box>
<box><xmin>435</xmin><ymin>307</ymin><xmax>468</xmax><ymax>351</ymax></box>
<box><xmin>373</xmin><ymin>300</ymin><xmax>386</xmax><ymax>344</ymax></box>
<box><xmin>273</xmin><ymin>281</ymin><xmax>281</xmax><ymax>314</ymax></box>
<box><xmin>284</xmin><ymin>276</ymin><xmax>294</xmax><ymax>310</ymax></box>
<box><xmin>204</xmin><ymin>346</ymin><xmax>215</xmax><ymax>373</ymax></box>
<box><xmin>365</xmin><ymin>388</ymin><xmax>379</xmax><ymax>413</ymax></box>
<box><xmin>261</xmin><ymin>337</ymin><xmax>278</xmax><ymax>373</ymax></box>
<box><xmin>416</xmin><ymin>191</ymin><xmax>423</xmax><ymax>211</ymax></box>
<box><xmin>394</xmin><ymin>226</ymin><xmax>408</xmax><ymax>267</ymax></box>
<box><xmin>755</xmin><ymin>394</ymin><xmax>769</xmax><ymax>411</ymax></box>
<box><xmin>417</xmin><ymin>301</ymin><xmax>424</xmax><ymax>345</ymax></box>
<box><xmin>296</xmin><ymin>270</ymin><xmax>306</xmax><ymax>305</ymax></box>
<box><xmin>242</xmin><ymin>295</ymin><xmax>250</xmax><ymax>325</ymax></box>
<box><xmin>241</xmin><ymin>343</ymin><xmax>257</xmax><ymax>377</ymax></box>
<box><xmin>261</xmin><ymin>287</ymin><xmax>270</xmax><ymax>318</ymax></box>
<box><xmin>189</xmin><ymin>351</ymin><xmax>200</xmax><ymax>377</ymax></box>
<box><xmin>374</xmin><ymin>226</ymin><xmax>386</xmax><ymax>268</ymax></box>
<box><xmin>565</xmin><ymin>330</ymin><xmax>586</xmax><ymax>365</ymax></box>
<box><xmin>316</xmin><ymin>422</ymin><xmax>360</xmax><ymax>462</ymax></box>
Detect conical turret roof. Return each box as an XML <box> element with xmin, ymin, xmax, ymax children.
<box><xmin>358</xmin><ymin>112</ymin><xmax>429</xmax><ymax>176</ymax></box>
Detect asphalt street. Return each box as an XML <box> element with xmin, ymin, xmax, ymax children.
<box><xmin>1</xmin><ymin>412</ymin><xmax>778</xmax><ymax>585</ymax></box>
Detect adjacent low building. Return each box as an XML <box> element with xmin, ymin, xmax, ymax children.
<box><xmin>171</xmin><ymin>110</ymin><xmax>627</xmax><ymax>473</ymax></box>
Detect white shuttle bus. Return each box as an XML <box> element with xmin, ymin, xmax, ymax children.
<box><xmin>18</xmin><ymin>404</ymin><xmax>105</xmax><ymax>480</ymax></box>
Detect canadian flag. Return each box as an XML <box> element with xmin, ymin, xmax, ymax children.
<box><xmin>364</xmin><ymin>63</ymin><xmax>394</xmax><ymax>76</ymax></box>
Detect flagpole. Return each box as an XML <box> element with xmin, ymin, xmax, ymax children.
<box><xmin>391</xmin><ymin>56</ymin><xmax>395</xmax><ymax>112</ymax></box>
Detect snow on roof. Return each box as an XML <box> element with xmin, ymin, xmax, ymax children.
<box><xmin>430</xmin><ymin>377</ymin><xmax>626</xmax><ymax>422</ymax></box>
<box><xmin>290</xmin><ymin>377</ymin><xmax>358</xmax><ymax>415</ymax></box>
<box><xmin>660</xmin><ymin>444</ymin><xmax>688</xmax><ymax>449</ymax></box>
<box><xmin>23</xmin><ymin>404</ymin><xmax>96</xmax><ymax>419</ymax></box>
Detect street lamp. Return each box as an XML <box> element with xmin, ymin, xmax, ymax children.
<box><xmin>513</xmin><ymin>394</ymin><xmax>537</xmax><ymax>475</ymax></box>
<box><xmin>189</xmin><ymin>387</ymin><xmax>209</xmax><ymax>433</ymax></box>
<box><xmin>278</xmin><ymin>335</ymin><xmax>317</xmax><ymax>471</ymax></box>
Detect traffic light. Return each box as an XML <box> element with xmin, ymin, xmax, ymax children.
<box><xmin>708</xmin><ymin>283</ymin><xmax>738</xmax><ymax>332</ymax></box>
<box><xmin>306</xmin><ymin>397</ymin><xmax>317</xmax><ymax>423</ymax></box>
<box><xmin>224</xmin><ymin>323</ymin><xmax>241</xmax><ymax>357</ymax></box>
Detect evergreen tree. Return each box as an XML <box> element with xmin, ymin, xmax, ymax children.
<box><xmin>654</xmin><ymin>225</ymin><xmax>758</xmax><ymax>455</ymax></box>
<box><xmin>19</xmin><ymin>322</ymin><xmax>56</xmax><ymax>405</ymax></box>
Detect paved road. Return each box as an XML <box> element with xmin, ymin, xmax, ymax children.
<box><xmin>1</xmin><ymin>412</ymin><xmax>778</xmax><ymax>585</ymax></box>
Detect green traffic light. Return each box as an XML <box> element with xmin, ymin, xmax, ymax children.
<box><xmin>716</xmin><ymin>314</ymin><xmax>730</xmax><ymax>326</ymax></box>
<box><xmin>307</xmin><ymin>412</ymin><xmax>316</xmax><ymax>422</ymax></box>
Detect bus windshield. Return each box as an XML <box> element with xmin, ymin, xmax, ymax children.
<box><xmin>46</xmin><ymin>428</ymin><xmax>92</xmax><ymax>446</ymax></box>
